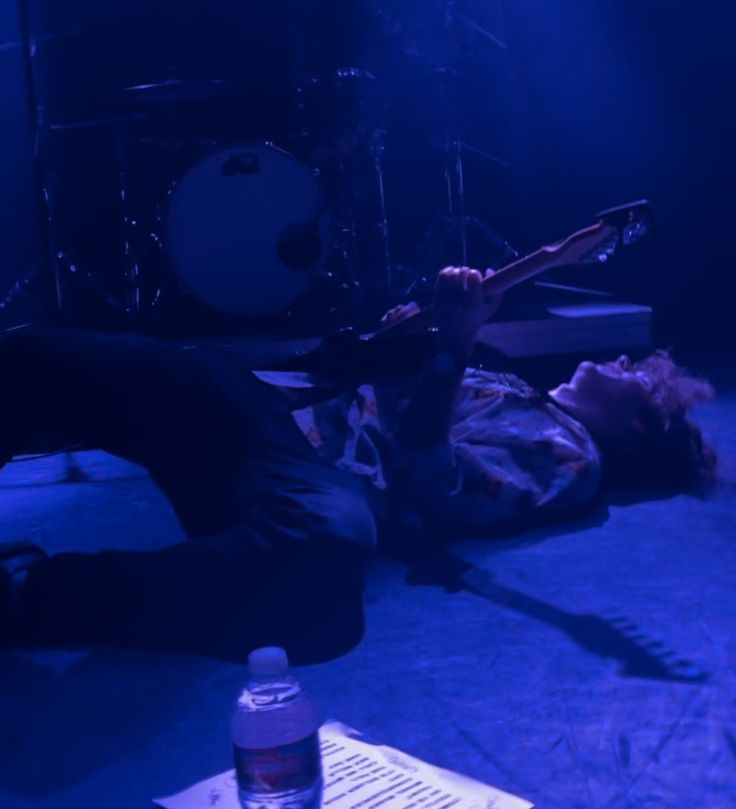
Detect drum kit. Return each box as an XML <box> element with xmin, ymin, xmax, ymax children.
<box><xmin>44</xmin><ymin>67</ymin><xmax>394</xmax><ymax>334</ymax></box>
<box><xmin>38</xmin><ymin>1</ymin><xmax>512</xmax><ymax>335</ymax></box>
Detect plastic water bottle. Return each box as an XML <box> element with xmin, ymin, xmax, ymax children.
<box><xmin>232</xmin><ymin>647</ymin><xmax>323</xmax><ymax>809</ymax></box>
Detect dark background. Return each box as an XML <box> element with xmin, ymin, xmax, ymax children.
<box><xmin>0</xmin><ymin>1</ymin><xmax>41</xmax><ymax>301</ymax></box>
<box><xmin>497</xmin><ymin>1</ymin><xmax>736</xmax><ymax>349</ymax></box>
<box><xmin>6</xmin><ymin>0</ymin><xmax>736</xmax><ymax>347</ymax></box>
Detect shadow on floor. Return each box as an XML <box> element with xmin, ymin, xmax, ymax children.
<box><xmin>0</xmin><ymin>649</ymin><xmax>237</xmax><ymax>796</ymax></box>
<box><xmin>405</xmin><ymin>549</ymin><xmax>708</xmax><ymax>684</ymax></box>
<box><xmin>397</xmin><ymin>487</ymin><xmax>711</xmax><ymax>687</ymax></box>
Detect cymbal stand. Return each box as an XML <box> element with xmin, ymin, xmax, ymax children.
<box><xmin>429</xmin><ymin>133</ymin><xmax>516</xmax><ymax>266</ymax></box>
<box><xmin>415</xmin><ymin>0</ymin><xmax>517</xmax><ymax>281</ymax></box>
<box><xmin>113</xmin><ymin>126</ymin><xmax>143</xmax><ymax>321</ymax></box>
<box><xmin>45</xmin><ymin>124</ymin><xmax>144</xmax><ymax>325</ymax></box>
<box><xmin>12</xmin><ymin>0</ymin><xmax>59</xmax><ymax>321</ymax></box>
<box><xmin>326</xmin><ymin>131</ymin><xmax>394</xmax><ymax>312</ymax></box>
<box><xmin>369</xmin><ymin>127</ymin><xmax>394</xmax><ymax>296</ymax></box>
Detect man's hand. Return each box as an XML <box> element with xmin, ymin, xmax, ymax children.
<box><xmin>393</xmin><ymin>267</ymin><xmax>501</xmax><ymax>450</ymax></box>
<box><xmin>392</xmin><ymin>268</ymin><xmax>500</xmax><ymax>451</ymax></box>
<box><xmin>434</xmin><ymin>266</ymin><xmax>503</xmax><ymax>356</ymax></box>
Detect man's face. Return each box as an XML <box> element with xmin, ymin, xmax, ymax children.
<box><xmin>549</xmin><ymin>356</ymin><xmax>654</xmax><ymax>442</ymax></box>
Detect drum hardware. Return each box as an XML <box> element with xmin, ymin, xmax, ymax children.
<box><xmin>20</xmin><ymin>1</ymin><xmax>519</xmax><ymax>335</ymax></box>
<box><xmin>48</xmin><ymin>112</ymin><xmax>152</xmax><ymax>133</ymax></box>
<box><xmin>409</xmin><ymin>4</ymin><xmax>517</xmax><ymax>284</ymax></box>
<box><xmin>43</xmin><ymin>110</ymin><xmax>179</xmax><ymax>325</ymax></box>
<box><xmin>46</xmin><ymin>109</ymin><xmax>340</xmax><ymax>329</ymax></box>
<box><xmin>366</xmin><ymin>0</ymin><xmax>515</xmax><ymax>297</ymax></box>
<box><xmin>47</xmin><ymin>113</ymin><xmax>151</xmax><ymax>322</ymax></box>
<box><xmin>52</xmin><ymin>249</ymin><xmax>125</xmax><ymax>313</ymax></box>
<box><xmin>297</xmin><ymin>69</ymin><xmax>383</xmax><ymax>156</ymax></box>
<box><xmin>163</xmin><ymin>142</ymin><xmax>329</xmax><ymax>319</ymax></box>
<box><xmin>297</xmin><ymin>68</ymin><xmax>396</xmax><ymax>306</ymax></box>
<box><xmin>449</xmin><ymin>7</ymin><xmax>508</xmax><ymax>51</ymax></box>
<box><xmin>368</xmin><ymin>127</ymin><xmax>394</xmax><ymax>296</ymax></box>
<box><xmin>137</xmin><ymin>135</ymin><xmax>221</xmax><ymax>150</ymax></box>
<box><xmin>116</xmin><ymin>68</ymin><xmax>350</xmax><ymax>327</ymax></box>
<box><xmin>14</xmin><ymin>0</ymin><xmax>69</xmax><ymax>323</ymax></box>
<box><xmin>117</xmin><ymin>142</ymin><xmax>143</xmax><ymax>322</ymax></box>
<box><xmin>38</xmin><ymin>1</ymin><xmax>511</xmax><ymax>335</ymax></box>
<box><xmin>123</xmin><ymin>78</ymin><xmax>231</xmax><ymax>105</ymax></box>
<box><xmin>374</xmin><ymin>0</ymin><xmax>507</xmax><ymax>60</ymax></box>
<box><xmin>421</xmin><ymin>136</ymin><xmax>517</xmax><ymax>265</ymax></box>
<box><xmin>36</xmin><ymin>124</ymin><xmax>121</xmax><ymax>324</ymax></box>
<box><xmin>413</xmin><ymin>130</ymin><xmax>518</xmax><ymax>288</ymax></box>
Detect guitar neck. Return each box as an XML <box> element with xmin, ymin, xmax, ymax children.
<box><xmin>377</xmin><ymin>221</ymin><xmax>617</xmax><ymax>339</ymax></box>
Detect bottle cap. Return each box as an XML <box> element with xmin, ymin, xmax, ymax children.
<box><xmin>248</xmin><ymin>647</ymin><xmax>289</xmax><ymax>677</ymax></box>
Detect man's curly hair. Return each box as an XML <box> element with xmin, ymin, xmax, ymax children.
<box><xmin>600</xmin><ymin>351</ymin><xmax>717</xmax><ymax>490</ymax></box>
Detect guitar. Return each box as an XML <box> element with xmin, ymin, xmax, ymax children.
<box><xmin>380</xmin><ymin>200</ymin><xmax>650</xmax><ymax>336</ymax></box>
<box><xmin>277</xmin><ymin>199</ymin><xmax>653</xmax><ymax>377</ymax></box>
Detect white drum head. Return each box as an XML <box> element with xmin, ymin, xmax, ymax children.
<box><xmin>166</xmin><ymin>144</ymin><xmax>324</xmax><ymax>316</ymax></box>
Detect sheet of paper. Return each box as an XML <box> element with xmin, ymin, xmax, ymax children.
<box><xmin>155</xmin><ymin>721</ymin><xmax>533</xmax><ymax>809</ymax></box>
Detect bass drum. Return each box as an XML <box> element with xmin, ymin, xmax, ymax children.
<box><xmin>165</xmin><ymin>143</ymin><xmax>326</xmax><ymax>317</ymax></box>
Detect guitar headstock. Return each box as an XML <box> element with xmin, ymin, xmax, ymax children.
<box><xmin>596</xmin><ymin>199</ymin><xmax>652</xmax><ymax>231</ymax></box>
<box><xmin>598</xmin><ymin>199</ymin><xmax>654</xmax><ymax>245</ymax></box>
<box><xmin>573</xmin><ymin>201</ymin><xmax>652</xmax><ymax>266</ymax></box>
<box><xmin>367</xmin><ymin>200</ymin><xmax>655</xmax><ymax>347</ymax></box>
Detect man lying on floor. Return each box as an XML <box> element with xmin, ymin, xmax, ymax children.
<box><xmin>0</xmin><ymin>268</ymin><xmax>716</xmax><ymax>662</ymax></box>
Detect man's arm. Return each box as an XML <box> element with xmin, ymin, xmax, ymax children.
<box><xmin>394</xmin><ymin>267</ymin><xmax>502</xmax><ymax>451</ymax></box>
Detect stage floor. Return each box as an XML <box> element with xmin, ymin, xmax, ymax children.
<box><xmin>1</xmin><ymin>354</ymin><xmax>734</xmax><ymax>808</ymax></box>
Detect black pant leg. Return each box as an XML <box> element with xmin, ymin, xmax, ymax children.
<box><xmin>0</xmin><ymin>327</ymin><xmax>254</xmax><ymax>536</ymax></box>
<box><xmin>3</xmin><ymin>328</ymin><xmax>376</xmax><ymax>661</ymax></box>
<box><xmin>0</xmin><ymin>327</ymin><xmax>219</xmax><ymax>464</ymax></box>
<box><xmin>18</xmin><ymin>470</ymin><xmax>374</xmax><ymax>663</ymax></box>
<box><xmin>20</xmin><ymin>442</ymin><xmax>375</xmax><ymax>662</ymax></box>
<box><xmin>18</xmin><ymin>533</ymin><xmax>364</xmax><ymax>663</ymax></box>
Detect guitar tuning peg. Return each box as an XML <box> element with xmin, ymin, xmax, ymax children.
<box><xmin>583</xmin><ymin>234</ymin><xmax>622</xmax><ymax>264</ymax></box>
<box><xmin>623</xmin><ymin>220</ymin><xmax>648</xmax><ymax>245</ymax></box>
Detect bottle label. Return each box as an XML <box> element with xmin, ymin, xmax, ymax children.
<box><xmin>234</xmin><ymin>732</ymin><xmax>322</xmax><ymax>795</ymax></box>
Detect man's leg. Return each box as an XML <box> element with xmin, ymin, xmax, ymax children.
<box><xmin>5</xmin><ymin>456</ymin><xmax>375</xmax><ymax>663</ymax></box>
<box><xmin>0</xmin><ymin>326</ymin><xmax>217</xmax><ymax>463</ymax></box>
<box><xmin>0</xmin><ymin>327</ymin><xmax>257</xmax><ymax>536</ymax></box>
<box><xmin>1</xmin><ymin>327</ymin><xmax>376</xmax><ymax>661</ymax></box>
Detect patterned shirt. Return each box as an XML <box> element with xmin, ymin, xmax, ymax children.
<box><xmin>254</xmin><ymin>368</ymin><xmax>601</xmax><ymax>537</ymax></box>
